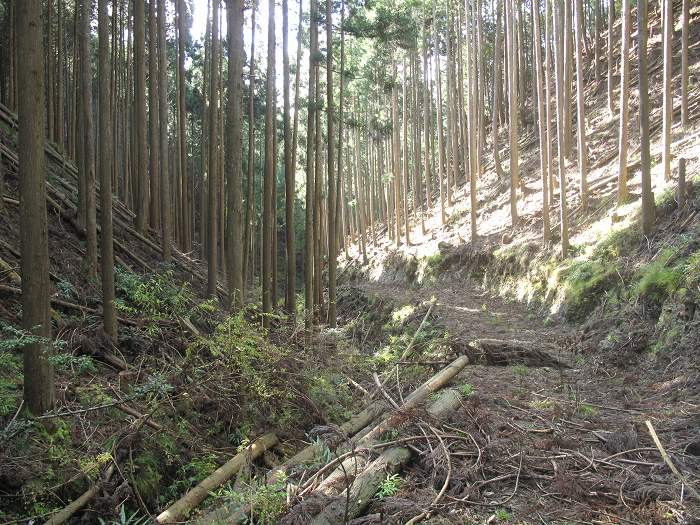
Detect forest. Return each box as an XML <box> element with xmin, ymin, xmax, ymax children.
<box><xmin>0</xmin><ymin>0</ymin><xmax>699</xmax><ymax>522</ymax></box>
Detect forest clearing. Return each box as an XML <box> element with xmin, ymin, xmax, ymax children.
<box><xmin>0</xmin><ymin>0</ymin><xmax>699</xmax><ymax>523</ymax></box>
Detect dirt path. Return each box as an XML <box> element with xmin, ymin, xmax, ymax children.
<box><xmin>345</xmin><ymin>278</ymin><xmax>699</xmax><ymax>524</ymax></box>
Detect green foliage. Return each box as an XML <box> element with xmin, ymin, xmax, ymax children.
<box><xmin>56</xmin><ymin>279</ymin><xmax>78</xmax><ymax>300</ymax></box>
<box><xmin>458</xmin><ymin>383</ymin><xmax>475</xmax><ymax>398</ymax></box>
<box><xmin>98</xmin><ymin>505</ymin><xmax>150</xmax><ymax>525</ymax></box>
<box><xmin>495</xmin><ymin>509</ymin><xmax>512</xmax><ymax>522</ymax></box>
<box><xmin>633</xmin><ymin>248</ymin><xmax>684</xmax><ymax>306</ymax></box>
<box><xmin>562</xmin><ymin>260</ymin><xmax>619</xmax><ymax>321</ymax></box>
<box><xmin>48</xmin><ymin>353</ymin><xmax>97</xmax><ymax>375</ymax></box>
<box><xmin>306</xmin><ymin>372</ymin><xmax>353</xmax><ymax>423</ymax></box>
<box><xmin>577</xmin><ymin>404</ymin><xmax>598</xmax><ymax>418</ymax></box>
<box><xmin>203</xmin><ymin>312</ymin><xmax>288</xmax><ymax>407</ymax></box>
<box><xmin>217</xmin><ymin>477</ymin><xmax>287</xmax><ymax>524</ymax></box>
<box><xmin>0</xmin><ymin>351</ymin><xmax>22</xmax><ymax>417</ymax></box>
<box><xmin>115</xmin><ymin>269</ymin><xmax>194</xmax><ymax>333</ymax></box>
<box><xmin>376</xmin><ymin>473</ymin><xmax>402</xmax><ymax>498</ymax></box>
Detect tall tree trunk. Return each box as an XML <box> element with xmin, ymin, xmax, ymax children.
<box><xmin>554</xmin><ymin>0</ymin><xmax>569</xmax><ymax>255</ymax></box>
<box><xmin>594</xmin><ymin>0</ymin><xmax>601</xmax><ymax>84</ymax></box>
<box><xmin>79</xmin><ymin>0</ymin><xmax>98</xmax><ymax>278</ymax></box>
<box><xmin>148</xmin><ymin>0</ymin><xmax>160</xmax><ymax>230</ymax></box>
<box><xmin>661</xmin><ymin>0</ymin><xmax>672</xmax><ymax>181</ymax></box>
<box><xmin>226</xmin><ymin>0</ymin><xmax>244</xmax><ymax>309</ymax></box>
<box><xmin>681</xmin><ymin>0</ymin><xmax>688</xmax><ymax>128</ymax></box>
<box><xmin>533</xmin><ymin>0</ymin><xmax>550</xmax><ymax>243</ymax></box>
<box><xmin>326</xmin><ymin>0</ymin><xmax>337</xmax><ymax>327</ymax></box>
<box><xmin>401</xmin><ymin>59</ymin><xmax>411</xmax><ymax>246</ymax></box>
<box><xmin>638</xmin><ymin>0</ymin><xmax>654</xmax><ymax>235</ymax></box>
<box><xmin>283</xmin><ymin>0</ymin><xmax>296</xmax><ymax>316</ymax></box>
<box><xmin>617</xmin><ymin>0</ymin><xmax>631</xmax><ymax>203</ymax></box>
<box><xmin>207</xmin><ymin>0</ymin><xmax>220</xmax><ymax>298</ymax></box>
<box><xmin>17</xmin><ymin>0</ymin><xmax>54</xmax><ymax>414</ymax></box>
<box><xmin>422</xmin><ymin>25</ymin><xmax>433</xmax><ymax>212</ymax></box>
<box><xmin>262</xmin><ymin>0</ymin><xmax>276</xmax><ymax>327</ymax></box>
<box><xmin>177</xmin><ymin>0</ymin><xmax>190</xmax><ymax>251</ymax></box>
<box><xmin>545</xmin><ymin>0</ymin><xmax>555</xmax><ymax>203</ymax></box>
<box><xmin>305</xmin><ymin>0</ymin><xmax>317</xmax><ymax>334</ymax></box>
<box><xmin>607</xmin><ymin>0</ymin><xmax>615</xmax><ymax>113</ymax></box>
<box><xmin>158</xmin><ymin>0</ymin><xmax>172</xmax><ymax>263</ymax></box>
<box><xmin>506</xmin><ymin>0</ymin><xmax>519</xmax><ymax>227</ymax></box>
<box><xmin>243</xmin><ymin>0</ymin><xmax>257</xmax><ymax>299</ymax></box>
<box><xmin>574</xmin><ymin>0</ymin><xmax>588</xmax><ymax>209</ymax></box>
<box><xmin>56</xmin><ymin>0</ymin><xmax>65</xmax><ymax>150</ymax></box>
<box><xmin>433</xmin><ymin>4</ymin><xmax>446</xmax><ymax>226</ymax></box>
<box><xmin>134</xmin><ymin>0</ymin><xmax>148</xmax><ymax>232</ymax></box>
<box><xmin>99</xmin><ymin>0</ymin><xmax>117</xmax><ymax>339</ymax></box>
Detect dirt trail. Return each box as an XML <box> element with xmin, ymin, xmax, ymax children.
<box><xmin>356</xmin><ymin>278</ymin><xmax>567</xmax><ymax>349</ymax></box>
<box><xmin>346</xmin><ymin>277</ymin><xmax>699</xmax><ymax>524</ymax></box>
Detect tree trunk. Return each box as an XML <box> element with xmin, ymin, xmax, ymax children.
<box><xmin>433</xmin><ymin>4</ymin><xmax>446</xmax><ymax>226</ymax></box>
<box><xmin>554</xmin><ymin>0</ymin><xmax>569</xmax><ymax>255</ymax></box>
<box><xmin>681</xmin><ymin>0</ymin><xmax>688</xmax><ymax>128</ymax></box>
<box><xmin>207</xmin><ymin>0</ymin><xmax>220</xmax><ymax>299</ymax></box>
<box><xmin>226</xmin><ymin>0</ymin><xmax>244</xmax><ymax>310</ymax></box>
<box><xmin>283</xmin><ymin>0</ymin><xmax>295</xmax><ymax>316</ymax></box>
<box><xmin>617</xmin><ymin>0</ymin><xmax>631</xmax><ymax>203</ymax></box>
<box><xmin>533</xmin><ymin>0</ymin><xmax>550</xmax><ymax>242</ymax></box>
<box><xmin>148</xmin><ymin>0</ymin><xmax>160</xmax><ymax>231</ymax></box>
<box><xmin>134</xmin><ymin>0</ymin><xmax>148</xmax><ymax>232</ymax></box>
<box><xmin>326</xmin><ymin>0</ymin><xmax>337</xmax><ymax>327</ymax></box>
<box><xmin>99</xmin><ymin>0</ymin><xmax>117</xmax><ymax>339</ymax></box>
<box><xmin>305</xmin><ymin>0</ymin><xmax>317</xmax><ymax>335</ymax></box>
<box><xmin>243</xmin><ymin>0</ymin><xmax>257</xmax><ymax>299</ymax></box>
<box><xmin>177</xmin><ymin>0</ymin><xmax>190</xmax><ymax>251</ymax></box>
<box><xmin>79</xmin><ymin>0</ymin><xmax>97</xmax><ymax>278</ymax></box>
<box><xmin>506</xmin><ymin>0</ymin><xmax>519</xmax><ymax>227</ymax></box>
<box><xmin>607</xmin><ymin>0</ymin><xmax>615</xmax><ymax>113</ymax></box>
<box><xmin>262</xmin><ymin>0</ymin><xmax>276</xmax><ymax>327</ymax></box>
<box><xmin>17</xmin><ymin>0</ymin><xmax>55</xmax><ymax>414</ymax></box>
<box><xmin>638</xmin><ymin>0</ymin><xmax>654</xmax><ymax>235</ymax></box>
<box><xmin>661</xmin><ymin>0</ymin><xmax>673</xmax><ymax>182</ymax></box>
<box><xmin>574</xmin><ymin>0</ymin><xmax>588</xmax><ymax>209</ymax></box>
<box><xmin>158</xmin><ymin>0</ymin><xmax>171</xmax><ymax>263</ymax></box>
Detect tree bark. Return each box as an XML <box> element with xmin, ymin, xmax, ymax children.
<box><xmin>158</xmin><ymin>0</ymin><xmax>171</xmax><ymax>263</ymax></box>
<box><xmin>617</xmin><ymin>0</ymin><xmax>631</xmax><ymax>203</ymax></box>
<box><xmin>533</xmin><ymin>0</ymin><xmax>551</xmax><ymax>242</ymax></box>
<box><xmin>262</xmin><ymin>0</ymin><xmax>276</xmax><ymax>327</ymax></box>
<box><xmin>326</xmin><ymin>0</ymin><xmax>337</xmax><ymax>327</ymax></box>
<box><xmin>638</xmin><ymin>0</ymin><xmax>654</xmax><ymax>235</ymax></box>
<box><xmin>226</xmin><ymin>0</ymin><xmax>244</xmax><ymax>310</ymax></box>
<box><xmin>79</xmin><ymin>0</ymin><xmax>97</xmax><ymax>278</ymax></box>
<box><xmin>207</xmin><ymin>0</ymin><xmax>220</xmax><ymax>299</ymax></box>
<box><xmin>681</xmin><ymin>0</ymin><xmax>689</xmax><ymax>128</ymax></box>
<box><xmin>574</xmin><ymin>0</ymin><xmax>588</xmax><ymax>209</ymax></box>
<box><xmin>134</xmin><ymin>0</ymin><xmax>148</xmax><ymax>232</ymax></box>
<box><xmin>661</xmin><ymin>0</ymin><xmax>673</xmax><ymax>181</ymax></box>
<box><xmin>17</xmin><ymin>0</ymin><xmax>55</xmax><ymax>414</ymax></box>
<box><xmin>243</xmin><ymin>0</ymin><xmax>257</xmax><ymax>298</ymax></box>
<box><xmin>607</xmin><ymin>0</ymin><xmax>615</xmax><ymax>113</ymax></box>
<box><xmin>99</xmin><ymin>0</ymin><xmax>117</xmax><ymax>340</ymax></box>
<box><xmin>148</xmin><ymin>0</ymin><xmax>160</xmax><ymax>230</ymax></box>
<box><xmin>554</xmin><ymin>0</ymin><xmax>569</xmax><ymax>256</ymax></box>
<box><xmin>506</xmin><ymin>0</ymin><xmax>519</xmax><ymax>226</ymax></box>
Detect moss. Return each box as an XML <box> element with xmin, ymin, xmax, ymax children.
<box><xmin>633</xmin><ymin>248</ymin><xmax>685</xmax><ymax>307</ymax></box>
<box><xmin>561</xmin><ymin>260</ymin><xmax>620</xmax><ymax>322</ymax></box>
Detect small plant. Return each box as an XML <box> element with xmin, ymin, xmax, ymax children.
<box><xmin>56</xmin><ymin>279</ymin><xmax>78</xmax><ymax>300</ymax></box>
<box><xmin>577</xmin><ymin>403</ymin><xmax>598</xmax><ymax>418</ymax></box>
<box><xmin>494</xmin><ymin>508</ymin><xmax>512</xmax><ymax>522</ymax></box>
<box><xmin>98</xmin><ymin>504</ymin><xmax>150</xmax><ymax>525</ymax></box>
<box><xmin>458</xmin><ymin>383</ymin><xmax>475</xmax><ymax>398</ymax></box>
<box><xmin>531</xmin><ymin>399</ymin><xmax>554</xmax><ymax>411</ymax></box>
<box><xmin>48</xmin><ymin>353</ymin><xmax>97</xmax><ymax>375</ymax></box>
<box><xmin>376</xmin><ymin>473</ymin><xmax>402</xmax><ymax>498</ymax></box>
<box><xmin>511</xmin><ymin>364</ymin><xmax>528</xmax><ymax>378</ymax></box>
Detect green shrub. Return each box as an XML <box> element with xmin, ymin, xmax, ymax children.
<box><xmin>633</xmin><ymin>248</ymin><xmax>684</xmax><ymax>306</ymax></box>
<box><xmin>562</xmin><ymin>260</ymin><xmax>619</xmax><ymax>321</ymax></box>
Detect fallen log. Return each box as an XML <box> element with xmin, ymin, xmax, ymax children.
<box><xmin>308</xmin><ymin>388</ymin><xmax>464</xmax><ymax>525</ymax></box>
<box><xmin>156</xmin><ymin>432</ymin><xmax>279</xmax><ymax>524</ymax></box>
<box><xmin>466</xmin><ymin>338</ymin><xmax>569</xmax><ymax>368</ymax></box>
<box><xmin>42</xmin><ymin>465</ymin><xmax>115</xmax><ymax>525</ymax></box>
<box><xmin>196</xmin><ymin>400</ymin><xmax>388</xmax><ymax>524</ymax></box>
<box><xmin>355</xmin><ymin>355</ymin><xmax>469</xmax><ymax>445</ymax></box>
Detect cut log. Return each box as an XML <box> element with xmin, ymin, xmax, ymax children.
<box><xmin>307</xmin><ymin>388</ymin><xmax>463</xmax><ymax>525</ymax></box>
<box><xmin>42</xmin><ymin>465</ymin><xmax>115</xmax><ymax>525</ymax></box>
<box><xmin>356</xmin><ymin>355</ymin><xmax>469</xmax><ymax>445</ymax></box>
<box><xmin>196</xmin><ymin>400</ymin><xmax>388</xmax><ymax>524</ymax></box>
<box><xmin>466</xmin><ymin>338</ymin><xmax>569</xmax><ymax>368</ymax></box>
<box><xmin>156</xmin><ymin>432</ymin><xmax>279</xmax><ymax>524</ymax></box>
